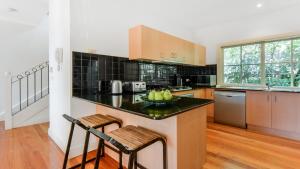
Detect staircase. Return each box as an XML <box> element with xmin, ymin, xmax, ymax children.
<box><xmin>2</xmin><ymin>61</ymin><xmax>49</xmax><ymax>129</ymax></box>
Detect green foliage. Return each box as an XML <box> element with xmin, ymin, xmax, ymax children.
<box><xmin>223</xmin><ymin>38</ymin><xmax>300</xmax><ymax>87</ymax></box>
<box><xmin>224</xmin><ymin>44</ymin><xmax>261</xmax><ymax>84</ymax></box>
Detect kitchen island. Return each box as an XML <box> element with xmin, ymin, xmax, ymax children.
<box><xmin>75</xmin><ymin>94</ymin><xmax>213</xmax><ymax>169</ymax></box>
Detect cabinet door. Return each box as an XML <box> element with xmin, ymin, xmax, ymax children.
<box><xmin>180</xmin><ymin>41</ymin><xmax>195</xmax><ymax>65</ymax></box>
<box><xmin>159</xmin><ymin>33</ymin><xmax>178</xmax><ymax>62</ymax></box>
<box><xmin>194</xmin><ymin>89</ymin><xmax>206</xmax><ymax>99</ymax></box>
<box><xmin>246</xmin><ymin>91</ymin><xmax>271</xmax><ymax>128</ymax></box>
<box><xmin>271</xmin><ymin>92</ymin><xmax>300</xmax><ymax>132</ymax></box>
<box><xmin>194</xmin><ymin>45</ymin><xmax>206</xmax><ymax>66</ymax></box>
<box><xmin>205</xmin><ymin>89</ymin><xmax>215</xmax><ymax>117</ymax></box>
<box><xmin>129</xmin><ymin>25</ymin><xmax>160</xmax><ymax>60</ymax></box>
<box><xmin>141</xmin><ymin>26</ymin><xmax>160</xmax><ymax>60</ymax></box>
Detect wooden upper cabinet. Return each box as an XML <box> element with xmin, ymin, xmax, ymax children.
<box><xmin>129</xmin><ymin>25</ymin><xmax>206</xmax><ymax>66</ymax></box>
<box><xmin>271</xmin><ymin>92</ymin><xmax>300</xmax><ymax>133</ymax></box>
<box><xmin>194</xmin><ymin>45</ymin><xmax>206</xmax><ymax>66</ymax></box>
<box><xmin>129</xmin><ymin>25</ymin><xmax>160</xmax><ymax>60</ymax></box>
<box><xmin>246</xmin><ymin>91</ymin><xmax>272</xmax><ymax>128</ymax></box>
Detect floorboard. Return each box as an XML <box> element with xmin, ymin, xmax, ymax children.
<box><xmin>1</xmin><ymin>122</ymin><xmax>300</xmax><ymax>169</ymax></box>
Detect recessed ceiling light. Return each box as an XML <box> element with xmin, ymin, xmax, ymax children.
<box><xmin>8</xmin><ymin>8</ymin><xmax>18</xmax><ymax>12</ymax></box>
<box><xmin>256</xmin><ymin>3</ymin><xmax>263</xmax><ymax>8</ymax></box>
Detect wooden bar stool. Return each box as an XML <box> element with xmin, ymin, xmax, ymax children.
<box><xmin>62</xmin><ymin>114</ymin><xmax>122</xmax><ymax>169</ymax></box>
<box><xmin>89</xmin><ymin>125</ymin><xmax>167</xmax><ymax>169</ymax></box>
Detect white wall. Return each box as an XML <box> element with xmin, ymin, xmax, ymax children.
<box><xmin>194</xmin><ymin>5</ymin><xmax>300</xmax><ymax>64</ymax></box>
<box><xmin>0</xmin><ymin>16</ymin><xmax>49</xmax><ymax>115</ymax></box>
<box><xmin>48</xmin><ymin>0</ymin><xmax>72</xmax><ymax>153</ymax></box>
<box><xmin>70</xmin><ymin>0</ymin><xmax>195</xmax><ymax>58</ymax></box>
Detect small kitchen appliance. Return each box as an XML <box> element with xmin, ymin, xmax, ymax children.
<box><xmin>191</xmin><ymin>75</ymin><xmax>216</xmax><ymax>87</ymax></box>
<box><xmin>123</xmin><ymin>81</ymin><xmax>147</xmax><ymax>93</ymax></box>
<box><xmin>111</xmin><ymin>80</ymin><xmax>123</xmax><ymax>94</ymax></box>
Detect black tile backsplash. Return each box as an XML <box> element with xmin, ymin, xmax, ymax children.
<box><xmin>72</xmin><ymin>51</ymin><xmax>217</xmax><ymax>96</ymax></box>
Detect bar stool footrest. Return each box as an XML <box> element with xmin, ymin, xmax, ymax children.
<box><xmin>136</xmin><ymin>163</ymin><xmax>147</xmax><ymax>169</ymax></box>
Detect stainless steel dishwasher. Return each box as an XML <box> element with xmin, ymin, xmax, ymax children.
<box><xmin>214</xmin><ymin>91</ymin><xmax>246</xmax><ymax>128</ymax></box>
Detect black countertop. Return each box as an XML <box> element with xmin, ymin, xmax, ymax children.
<box><xmin>74</xmin><ymin>93</ymin><xmax>213</xmax><ymax>120</ymax></box>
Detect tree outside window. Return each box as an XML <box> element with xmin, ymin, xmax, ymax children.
<box><xmin>223</xmin><ymin>44</ymin><xmax>261</xmax><ymax>84</ymax></box>
<box><xmin>223</xmin><ymin>38</ymin><xmax>300</xmax><ymax>87</ymax></box>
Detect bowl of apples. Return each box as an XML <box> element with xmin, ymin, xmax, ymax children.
<box><xmin>142</xmin><ymin>89</ymin><xmax>180</xmax><ymax>106</ymax></box>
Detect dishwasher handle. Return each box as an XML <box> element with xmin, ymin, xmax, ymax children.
<box><xmin>214</xmin><ymin>91</ymin><xmax>245</xmax><ymax>97</ymax></box>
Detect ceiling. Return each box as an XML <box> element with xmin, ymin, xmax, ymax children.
<box><xmin>0</xmin><ymin>0</ymin><xmax>48</xmax><ymax>26</ymax></box>
<box><xmin>109</xmin><ymin>0</ymin><xmax>300</xmax><ymax>30</ymax></box>
<box><xmin>0</xmin><ymin>0</ymin><xmax>299</xmax><ymax>30</ymax></box>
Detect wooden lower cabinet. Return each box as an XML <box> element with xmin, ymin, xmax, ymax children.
<box><xmin>194</xmin><ymin>89</ymin><xmax>206</xmax><ymax>99</ymax></box>
<box><xmin>172</xmin><ymin>90</ymin><xmax>196</xmax><ymax>97</ymax></box>
<box><xmin>246</xmin><ymin>91</ymin><xmax>300</xmax><ymax>140</ymax></box>
<box><xmin>205</xmin><ymin>89</ymin><xmax>215</xmax><ymax>118</ymax></box>
<box><xmin>172</xmin><ymin>88</ymin><xmax>215</xmax><ymax>121</ymax></box>
<box><xmin>246</xmin><ymin>91</ymin><xmax>272</xmax><ymax>128</ymax></box>
<box><xmin>271</xmin><ymin>92</ymin><xmax>300</xmax><ymax>133</ymax></box>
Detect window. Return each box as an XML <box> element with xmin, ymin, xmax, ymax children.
<box><xmin>222</xmin><ymin>37</ymin><xmax>300</xmax><ymax>87</ymax></box>
<box><xmin>293</xmin><ymin>39</ymin><xmax>300</xmax><ymax>86</ymax></box>
<box><xmin>265</xmin><ymin>40</ymin><xmax>291</xmax><ymax>87</ymax></box>
<box><xmin>223</xmin><ymin>44</ymin><xmax>261</xmax><ymax>84</ymax></box>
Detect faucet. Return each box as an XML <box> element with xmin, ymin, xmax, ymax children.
<box><xmin>266</xmin><ymin>83</ymin><xmax>271</xmax><ymax>90</ymax></box>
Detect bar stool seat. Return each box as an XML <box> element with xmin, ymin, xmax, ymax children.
<box><xmin>107</xmin><ymin>125</ymin><xmax>165</xmax><ymax>151</ymax></box>
<box><xmin>80</xmin><ymin>114</ymin><xmax>122</xmax><ymax>128</ymax></box>
<box><xmin>62</xmin><ymin>114</ymin><xmax>122</xmax><ymax>169</ymax></box>
<box><xmin>89</xmin><ymin>125</ymin><xmax>167</xmax><ymax>169</ymax></box>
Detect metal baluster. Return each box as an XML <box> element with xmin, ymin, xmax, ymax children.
<box><xmin>25</xmin><ymin>71</ymin><xmax>30</xmax><ymax>107</ymax></box>
<box><xmin>40</xmin><ymin>64</ymin><xmax>44</xmax><ymax>98</ymax></box>
<box><xmin>17</xmin><ymin>75</ymin><xmax>23</xmax><ymax>111</ymax></box>
<box><xmin>33</xmin><ymin>68</ymin><xmax>37</xmax><ymax>101</ymax></box>
<box><xmin>11</xmin><ymin>61</ymin><xmax>49</xmax><ymax>115</ymax></box>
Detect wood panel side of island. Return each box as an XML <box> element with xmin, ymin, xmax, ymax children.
<box><xmin>95</xmin><ymin>104</ymin><xmax>208</xmax><ymax>169</ymax></box>
<box><xmin>177</xmin><ymin>106</ymin><xmax>207</xmax><ymax>169</ymax></box>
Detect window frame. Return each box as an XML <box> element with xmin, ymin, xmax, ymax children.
<box><xmin>220</xmin><ymin>36</ymin><xmax>300</xmax><ymax>87</ymax></box>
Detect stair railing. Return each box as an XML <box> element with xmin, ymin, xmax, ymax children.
<box><xmin>11</xmin><ymin>61</ymin><xmax>49</xmax><ymax>115</ymax></box>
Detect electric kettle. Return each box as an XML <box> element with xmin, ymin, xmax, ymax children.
<box><xmin>111</xmin><ymin>80</ymin><xmax>123</xmax><ymax>94</ymax></box>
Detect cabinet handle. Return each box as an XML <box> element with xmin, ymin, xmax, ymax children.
<box><xmin>274</xmin><ymin>96</ymin><xmax>277</xmax><ymax>103</ymax></box>
<box><xmin>267</xmin><ymin>95</ymin><xmax>269</xmax><ymax>102</ymax></box>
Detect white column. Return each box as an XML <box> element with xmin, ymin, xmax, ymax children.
<box><xmin>48</xmin><ymin>0</ymin><xmax>72</xmax><ymax>151</ymax></box>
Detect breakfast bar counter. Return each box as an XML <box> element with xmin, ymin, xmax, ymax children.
<box><xmin>75</xmin><ymin>93</ymin><xmax>213</xmax><ymax>120</ymax></box>
<box><xmin>74</xmin><ymin>93</ymin><xmax>213</xmax><ymax>169</ymax></box>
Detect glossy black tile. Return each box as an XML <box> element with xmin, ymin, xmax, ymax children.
<box><xmin>72</xmin><ymin>51</ymin><xmax>217</xmax><ymax>96</ymax></box>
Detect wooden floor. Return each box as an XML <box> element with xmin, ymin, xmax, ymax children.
<box><xmin>1</xmin><ymin>121</ymin><xmax>300</xmax><ymax>169</ymax></box>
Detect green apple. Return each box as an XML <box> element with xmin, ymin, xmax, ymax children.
<box><xmin>148</xmin><ymin>90</ymin><xmax>155</xmax><ymax>100</ymax></box>
<box><xmin>154</xmin><ymin>91</ymin><xmax>164</xmax><ymax>101</ymax></box>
